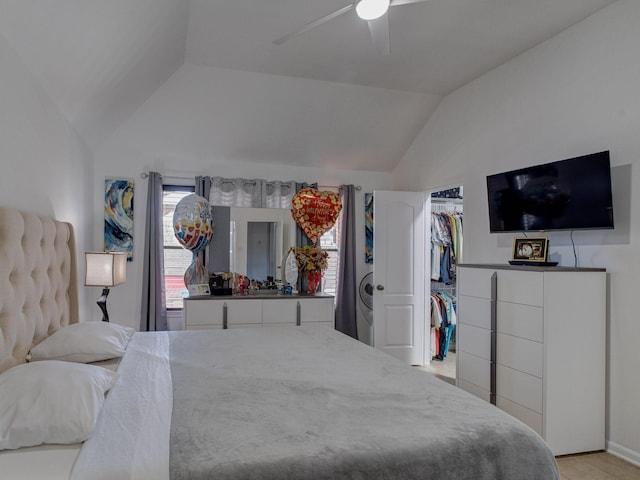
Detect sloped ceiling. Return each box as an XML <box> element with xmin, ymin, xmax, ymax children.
<box><xmin>0</xmin><ymin>0</ymin><xmax>189</xmax><ymax>149</ymax></box>
<box><xmin>0</xmin><ymin>0</ymin><xmax>617</xmax><ymax>171</ymax></box>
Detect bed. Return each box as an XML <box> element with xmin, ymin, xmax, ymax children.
<box><xmin>0</xmin><ymin>206</ymin><xmax>560</xmax><ymax>479</ymax></box>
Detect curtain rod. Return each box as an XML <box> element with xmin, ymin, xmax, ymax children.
<box><xmin>140</xmin><ymin>172</ymin><xmax>193</xmax><ymax>182</ymax></box>
<box><xmin>140</xmin><ymin>172</ymin><xmax>361</xmax><ymax>190</ymax></box>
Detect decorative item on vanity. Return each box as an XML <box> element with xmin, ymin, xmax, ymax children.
<box><xmin>289</xmin><ymin>245</ymin><xmax>329</xmax><ymax>294</ymax></box>
<box><xmin>173</xmin><ymin>194</ymin><xmax>215</xmax><ymax>287</ymax></box>
<box><xmin>289</xmin><ymin>188</ymin><xmax>342</xmax><ymax>293</ymax></box>
<box><xmin>290</xmin><ymin>188</ymin><xmax>342</xmax><ymax>245</ymax></box>
<box><xmin>282</xmin><ymin>249</ymin><xmax>299</xmax><ymax>294</ymax></box>
<box><xmin>84</xmin><ymin>252</ymin><xmax>127</xmax><ymax>322</ymax></box>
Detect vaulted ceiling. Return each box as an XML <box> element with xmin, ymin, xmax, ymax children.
<box><xmin>0</xmin><ymin>0</ymin><xmax>617</xmax><ymax>171</ymax></box>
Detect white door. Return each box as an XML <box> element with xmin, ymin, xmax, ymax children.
<box><xmin>372</xmin><ymin>190</ymin><xmax>427</xmax><ymax>365</ymax></box>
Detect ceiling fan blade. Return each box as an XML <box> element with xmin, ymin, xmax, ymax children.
<box><xmin>390</xmin><ymin>0</ymin><xmax>431</xmax><ymax>6</ymax></box>
<box><xmin>273</xmin><ymin>4</ymin><xmax>354</xmax><ymax>45</ymax></box>
<box><xmin>367</xmin><ymin>15</ymin><xmax>390</xmax><ymax>55</ymax></box>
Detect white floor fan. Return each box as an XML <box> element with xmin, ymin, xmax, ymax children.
<box><xmin>359</xmin><ymin>272</ymin><xmax>374</xmax><ymax>325</ymax></box>
<box><xmin>273</xmin><ymin>0</ymin><xmax>431</xmax><ymax>56</ymax></box>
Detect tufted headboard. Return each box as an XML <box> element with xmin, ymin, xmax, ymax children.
<box><xmin>0</xmin><ymin>207</ymin><xmax>79</xmax><ymax>373</ymax></box>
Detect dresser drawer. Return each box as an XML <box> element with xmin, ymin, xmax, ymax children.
<box><xmin>457</xmin><ymin>295</ymin><xmax>491</xmax><ymax>330</ymax></box>
<box><xmin>185</xmin><ymin>324</ymin><xmax>223</xmax><ymax>331</ymax></box>
<box><xmin>457</xmin><ymin>351</ymin><xmax>491</xmax><ymax>391</ymax></box>
<box><xmin>497</xmin><ymin>396</ymin><xmax>543</xmax><ymax>437</ymax></box>
<box><xmin>497</xmin><ymin>270</ymin><xmax>543</xmax><ymax>306</ymax></box>
<box><xmin>458</xmin><ymin>267</ymin><xmax>494</xmax><ymax>298</ymax></box>
<box><xmin>458</xmin><ymin>379</ymin><xmax>491</xmax><ymax>403</ymax></box>
<box><xmin>497</xmin><ymin>365</ymin><xmax>543</xmax><ymax>413</ymax></box>
<box><xmin>497</xmin><ymin>333</ymin><xmax>543</xmax><ymax>378</ymax></box>
<box><xmin>497</xmin><ymin>301</ymin><xmax>543</xmax><ymax>342</ymax></box>
<box><xmin>458</xmin><ymin>323</ymin><xmax>491</xmax><ymax>361</ymax></box>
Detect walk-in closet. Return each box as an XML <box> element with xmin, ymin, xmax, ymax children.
<box><xmin>428</xmin><ymin>187</ymin><xmax>463</xmax><ymax>382</ymax></box>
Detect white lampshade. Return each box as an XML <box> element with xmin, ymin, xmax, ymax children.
<box><xmin>355</xmin><ymin>0</ymin><xmax>390</xmax><ymax>20</ymax></box>
<box><xmin>85</xmin><ymin>252</ymin><xmax>127</xmax><ymax>287</ymax></box>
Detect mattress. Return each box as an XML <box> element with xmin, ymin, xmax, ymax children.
<box><xmin>71</xmin><ymin>326</ymin><xmax>559</xmax><ymax>480</ymax></box>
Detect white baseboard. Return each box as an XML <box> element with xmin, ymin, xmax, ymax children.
<box><xmin>606</xmin><ymin>441</ymin><xmax>640</xmax><ymax>467</ymax></box>
<box><xmin>167</xmin><ymin>310</ymin><xmax>184</xmax><ymax>331</ymax></box>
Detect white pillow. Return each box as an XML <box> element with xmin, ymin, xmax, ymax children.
<box><xmin>29</xmin><ymin>321</ymin><xmax>135</xmax><ymax>363</ymax></box>
<box><xmin>0</xmin><ymin>360</ymin><xmax>118</xmax><ymax>450</ymax></box>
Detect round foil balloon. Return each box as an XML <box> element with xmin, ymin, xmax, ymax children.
<box><xmin>173</xmin><ymin>194</ymin><xmax>215</xmax><ymax>254</ymax></box>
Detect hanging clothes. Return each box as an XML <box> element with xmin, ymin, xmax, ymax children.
<box><xmin>430</xmin><ymin>291</ymin><xmax>457</xmax><ymax>361</ymax></box>
<box><xmin>430</xmin><ymin>211</ymin><xmax>463</xmax><ymax>283</ymax></box>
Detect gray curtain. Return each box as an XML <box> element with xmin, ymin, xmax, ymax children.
<box><xmin>140</xmin><ymin>172</ymin><xmax>167</xmax><ymax>331</ymax></box>
<box><xmin>195</xmin><ymin>176</ymin><xmax>212</xmax><ymax>269</ymax></box>
<box><xmin>335</xmin><ymin>185</ymin><xmax>358</xmax><ymax>339</ymax></box>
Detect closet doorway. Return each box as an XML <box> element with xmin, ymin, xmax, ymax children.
<box><xmin>425</xmin><ymin>186</ymin><xmax>463</xmax><ymax>384</ymax></box>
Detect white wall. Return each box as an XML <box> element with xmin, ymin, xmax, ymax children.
<box><xmin>393</xmin><ymin>0</ymin><xmax>640</xmax><ymax>464</ymax></box>
<box><xmin>0</xmin><ymin>33</ymin><xmax>94</xmax><ymax>317</ymax></box>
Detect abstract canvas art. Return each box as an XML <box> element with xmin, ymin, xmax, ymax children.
<box><xmin>104</xmin><ymin>179</ymin><xmax>134</xmax><ymax>261</ymax></box>
<box><xmin>365</xmin><ymin>192</ymin><xmax>373</xmax><ymax>264</ymax></box>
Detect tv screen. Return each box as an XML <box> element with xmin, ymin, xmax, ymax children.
<box><xmin>486</xmin><ymin>151</ymin><xmax>614</xmax><ymax>233</ymax></box>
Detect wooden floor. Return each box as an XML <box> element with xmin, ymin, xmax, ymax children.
<box><xmin>557</xmin><ymin>452</ymin><xmax>640</xmax><ymax>479</ymax></box>
<box><xmin>416</xmin><ymin>356</ymin><xmax>640</xmax><ymax>479</ymax></box>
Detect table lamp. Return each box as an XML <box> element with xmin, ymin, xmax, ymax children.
<box><xmin>85</xmin><ymin>252</ymin><xmax>127</xmax><ymax>322</ymax></box>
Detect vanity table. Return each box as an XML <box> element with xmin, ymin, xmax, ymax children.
<box><xmin>183</xmin><ymin>294</ymin><xmax>335</xmax><ymax>330</ymax></box>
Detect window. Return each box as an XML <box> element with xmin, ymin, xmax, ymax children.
<box><xmin>320</xmin><ymin>221</ymin><xmax>340</xmax><ymax>295</ymax></box>
<box><xmin>163</xmin><ymin>186</ymin><xmax>195</xmax><ymax>309</ymax></box>
<box><xmin>161</xmin><ymin>184</ymin><xmax>342</xmax><ymax>304</ymax></box>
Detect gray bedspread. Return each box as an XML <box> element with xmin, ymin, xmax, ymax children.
<box><xmin>169</xmin><ymin>327</ymin><xmax>559</xmax><ymax>480</ymax></box>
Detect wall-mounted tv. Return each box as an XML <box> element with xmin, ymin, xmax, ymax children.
<box><xmin>486</xmin><ymin>151</ymin><xmax>614</xmax><ymax>233</ymax></box>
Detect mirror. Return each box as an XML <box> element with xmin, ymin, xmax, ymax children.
<box><xmin>246</xmin><ymin>222</ymin><xmax>278</xmax><ymax>280</ymax></box>
<box><xmin>208</xmin><ymin>207</ymin><xmax>296</xmax><ymax>282</ymax></box>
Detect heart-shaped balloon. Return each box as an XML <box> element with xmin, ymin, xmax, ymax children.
<box><xmin>291</xmin><ymin>188</ymin><xmax>343</xmax><ymax>245</ymax></box>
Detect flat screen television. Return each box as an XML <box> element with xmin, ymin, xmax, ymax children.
<box><xmin>486</xmin><ymin>151</ymin><xmax>614</xmax><ymax>233</ymax></box>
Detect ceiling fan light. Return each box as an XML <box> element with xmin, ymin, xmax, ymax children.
<box><xmin>355</xmin><ymin>0</ymin><xmax>390</xmax><ymax>21</ymax></box>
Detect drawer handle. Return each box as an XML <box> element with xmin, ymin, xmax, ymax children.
<box><xmin>376</xmin><ymin>284</ymin><xmax>385</xmax><ymax>291</ymax></box>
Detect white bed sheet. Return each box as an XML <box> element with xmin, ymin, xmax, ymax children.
<box><xmin>70</xmin><ymin>332</ymin><xmax>172</xmax><ymax>480</ymax></box>
<box><xmin>0</xmin><ymin>443</ymin><xmax>82</xmax><ymax>480</ymax></box>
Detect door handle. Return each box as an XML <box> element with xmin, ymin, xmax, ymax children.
<box><xmin>376</xmin><ymin>284</ymin><xmax>385</xmax><ymax>291</ymax></box>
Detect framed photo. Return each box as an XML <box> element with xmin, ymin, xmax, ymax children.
<box><xmin>512</xmin><ymin>237</ymin><xmax>548</xmax><ymax>262</ymax></box>
<box><xmin>187</xmin><ymin>283</ymin><xmax>211</xmax><ymax>297</ymax></box>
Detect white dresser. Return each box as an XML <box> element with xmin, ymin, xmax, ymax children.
<box><xmin>456</xmin><ymin>264</ymin><xmax>606</xmax><ymax>456</ymax></box>
<box><xmin>183</xmin><ymin>294</ymin><xmax>335</xmax><ymax>330</ymax></box>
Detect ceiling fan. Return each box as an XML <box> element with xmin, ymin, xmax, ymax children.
<box><xmin>273</xmin><ymin>0</ymin><xmax>431</xmax><ymax>56</ymax></box>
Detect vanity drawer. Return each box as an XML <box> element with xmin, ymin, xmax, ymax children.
<box><xmin>183</xmin><ymin>299</ymin><xmax>224</xmax><ymax>327</ymax></box>
<box><xmin>262</xmin><ymin>299</ymin><xmax>297</xmax><ymax>324</ymax></box>
<box><xmin>226</xmin><ymin>299</ymin><xmax>262</xmax><ymax>326</ymax></box>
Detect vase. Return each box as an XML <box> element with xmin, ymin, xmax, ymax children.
<box><xmin>300</xmin><ymin>270</ymin><xmax>322</xmax><ymax>295</ymax></box>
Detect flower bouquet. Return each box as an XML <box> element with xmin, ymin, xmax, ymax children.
<box><xmin>288</xmin><ymin>245</ymin><xmax>329</xmax><ymax>294</ymax></box>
